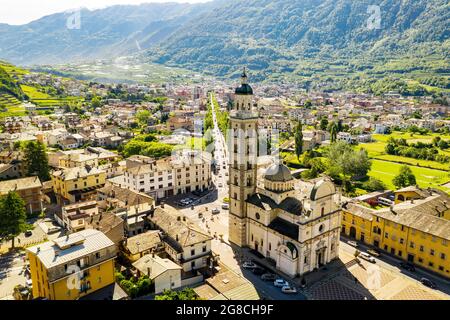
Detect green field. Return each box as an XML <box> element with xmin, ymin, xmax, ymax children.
<box><xmin>0</xmin><ymin>93</ymin><xmax>25</xmax><ymax>117</ymax></box>
<box><xmin>359</xmin><ymin>132</ymin><xmax>450</xmax><ymax>171</ymax></box>
<box><xmin>369</xmin><ymin>159</ymin><xmax>449</xmax><ymax>193</ymax></box>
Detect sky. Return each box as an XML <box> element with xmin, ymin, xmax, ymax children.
<box><xmin>0</xmin><ymin>0</ymin><xmax>209</xmax><ymax>25</ymax></box>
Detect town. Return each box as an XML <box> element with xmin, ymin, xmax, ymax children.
<box><xmin>0</xmin><ymin>59</ymin><xmax>449</xmax><ymax>301</ymax></box>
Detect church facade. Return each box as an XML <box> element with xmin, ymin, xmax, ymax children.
<box><xmin>228</xmin><ymin>70</ymin><xmax>342</xmax><ymax>278</ymax></box>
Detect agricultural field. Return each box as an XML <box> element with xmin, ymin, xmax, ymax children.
<box><xmin>359</xmin><ymin>132</ymin><xmax>450</xmax><ymax>171</ymax></box>
<box><xmin>359</xmin><ymin>132</ymin><xmax>450</xmax><ymax>193</ymax></box>
<box><xmin>0</xmin><ymin>93</ymin><xmax>25</xmax><ymax>117</ymax></box>
<box><xmin>368</xmin><ymin>159</ymin><xmax>450</xmax><ymax>193</ymax></box>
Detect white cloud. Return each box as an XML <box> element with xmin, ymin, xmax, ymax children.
<box><xmin>0</xmin><ymin>0</ymin><xmax>209</xmax><ymax>25</ymax></box>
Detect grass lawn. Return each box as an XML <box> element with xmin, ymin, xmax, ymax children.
<box><xmin>359</xmin><ymin>131</ymin><xmax>450</xmax><ymax>171</ymax></box>
<box><xmin>369</xmin><ymin>159</ymin><xmax>450</xmax><ymax>192</ymax></box>
<box><xmin>21</xmin><ymin>85</ymin><xmax>52</xmax><ymax>99</ymax></box>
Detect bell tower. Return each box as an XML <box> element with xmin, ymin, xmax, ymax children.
<box><xmin>228</xmin><ymin>68</ymin><xmax>259</xmax><ymax>247</ymax></box>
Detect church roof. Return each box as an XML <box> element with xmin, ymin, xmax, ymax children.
<box><xmin>268</xmin><ymin>217</ymin><xmax>299</xmax><ymax>240</ymax></box>
<box><xmin>264</xmin><ymin>163</ymin><xmax>294</xmax><ymax>182</ymax></box>
<box><xmin>247</xmin><ymin>194</ymin><xmax>277</xmax><ymax>211</ymax></box>
<box><xmin>235</xmin><ymin>68</ymin><xmax>253</xmax><ymax>95</ymax></box>
<box><xmin>247</xmin><ymin>194</ymin><xmax>303</xmax><ymax>216</ymax></box>
<box><xmin>235</xmin><ymin>84</ymin><xmax>253</xmax><ymax>95</ymax></box>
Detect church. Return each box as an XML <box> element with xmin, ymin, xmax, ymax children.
<box><xmin>228</xmin><ymin>69</ymin><xmax>342</xmax><ymax>278</ymax></box>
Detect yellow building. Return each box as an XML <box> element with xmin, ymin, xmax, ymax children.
<box><xmin>26</xmin><ymin>229</ymin><xmax>117</xmax><ymax>300</ymax></box>
<box><xmin>52</xmin><ymin>165</ymin><xmax>106</xmax><ymax>204</ymax></box>
<box><xmin>341</xmin><ymin>188</ymin><xmax>450</xmax><ymax>278</ymax></box>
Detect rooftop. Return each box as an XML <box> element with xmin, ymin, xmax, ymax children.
<box><xmin>0</xmin><ymin>176</ymin><xmax>42</xmax><ymax>194</ymax></box>
<box><xmin>26</xmin><ymin>229</ymin><xmax>116</xmax><ymax>269</ymax></box>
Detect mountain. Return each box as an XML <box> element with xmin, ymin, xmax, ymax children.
<box><xmin>148</xmin><ymin>0</ymin><xmax>449</xmax><ymax>81</ymax></box>
<box><xmin>0</xmin><ymin>0</ymin><xmax>448</xmax><ymax>92</ymax></box>
<box><xmin>0</xmin><ymin>2</ymin><xmax>219</xmax><ymax>65</ymax></box>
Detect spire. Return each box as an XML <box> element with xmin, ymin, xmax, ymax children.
<box><xmin>241</xmin><ymin>67</ymin><xmax>248</xmax><ymax>85</ymax></box>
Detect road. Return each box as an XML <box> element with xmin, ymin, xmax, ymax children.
<box><xmin>0</xmin><ymin>251</ymin><xmax>29</xmax><ymax>299</ymax></box>
<box><xmin>340</xmin><ymin>236</ymin><xmax>450</xmax><ymax>296</ymax></box>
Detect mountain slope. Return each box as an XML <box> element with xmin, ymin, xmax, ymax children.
<box><xmin>0</xmin><ymin>2</ymin><xmax>218</xmax><ymax>65</ymax></box>
<box><xmin>148</xmin><ymin>0</ymin><xmax>449</xmax><ymax>80</ymax></box>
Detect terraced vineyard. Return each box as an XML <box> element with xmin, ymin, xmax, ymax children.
<box><xmin>0</xmin><ymin>93</ymin><xmax>26</xmax><ymax>117</ymax></box>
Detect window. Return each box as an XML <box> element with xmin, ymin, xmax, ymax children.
<box><xmin>321</xmin><ymin>207</ymin><xmax>325</xmax><ymax>216</ymax></box>
<box><xmin>418</xmin><ymin>258</ymin><xmax>423</xmax><ymax>263</ymax></box>
<box><xmin>430</xmin><ymin>249</ymin><xmax>435</xmax><ymax>256</ymax></box>
<box><xmin>202</xmin><ymin>246</ymin><xmax>207</xmax><ymax>253</ymax></box>
<box><xmin>98</xmin><ymin>277</ymin><xmax>102</xmax><ymax>283</ymax></box>
<box><xmin>409</xmin><ymin>242</ymin><xmax>415</xmax><ymax>248</ymax></box>
<box><xmin>439</xmin><ymin>266</ymin><xmax>444</xmax><ymax>271</ymax></box>
<box><xmin>429</xmin><ymin>262</ymin><xmax>434</xmax><ymax>267</ymax></box>
<box><xmin>399</xmin><ymin>238</ymin><xmax>404</xmax><ymax>244</ymax></box>
<box><xmin>96</xmin><ymin>252</ymin><xmax>100</xmax><ymax>259</ymax></box>
<box><xmin>191</xmin><ymin>249</ymin><xmax>195</xmax><ymax>256</ymax></box>
<box><xmin>191</xmin><ymin>261</ymin><xmax>195</xmax><ymax>269</ymax></box>
<box><xmin>385</xmin><ymin>232</ymin><xmax>389</xmax><ymax>238</ymax></box>
<box><xmin>420</xmin><ymin>245</ymin><xmax>424</xmax><ymax>252</ymax></box>
<box><xmin>440</xmin><ymin>253</ymin><xmax>446</xmax><ymax>260</ymax></box>
<box><xmin>398</xmin><ymin>251</ymin><xmax>402</xmax><ymax>257</ymax></box>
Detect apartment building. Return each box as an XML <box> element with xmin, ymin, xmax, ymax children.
<box><xmin>0</xmin><ymin>176</ymin><xmax>43</xmax><ymax>215</ymax></box>
<box><xmin>120</xmin><ymin>150</ymin><xmax>211</xmax><ymax>200</ymax></box>
<box><xmin>26</xmin><ymin>229</ymin><xmax>117</xmax><ymax>300</ymax></box>
<box><xmin>342</xmin><ymin>187</ymin><xmax>450</xmax><ymax>278</ymax></box>
<box><xmin>51</xmin><ymin>165</ymin><xmax>106</xmax><ymax>204</ymax></box>
<box><xmin>146</xmin><ymin>207</ymin><xmax>213</xmax><ymax>273</ymax></box>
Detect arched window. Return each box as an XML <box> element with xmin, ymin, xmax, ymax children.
<box><xmin>398</xmin><ymin>195</ymin><xmax>405</xmax><ymax>201</ymax></box>
<box><xmin>321</xmin><ymin>207</ymin><xmax>325</xmax><ymax>216</ymax></box>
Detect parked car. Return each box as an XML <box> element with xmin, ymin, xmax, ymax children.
<box><xmin>261</xmin><ymin>273</ymin><xmax>277</xmax><ymax>281</ymax></box>
<box><xmin>281</xmin><ymin>285</ymin><xmax>298</xmax><ymax>294</ymax></box>
<box><xmin>242</xmin><ymin>262</ymin><xmax>257</xmax><ymax>269</ymax></box>
<box><xmin>421</xmin><ymin>278</ymin><xmax>437</xmax><ymax>289</ymax></box>
<box><xmin>367</xmin><ymin>249</ymin><xmax>381</xmax><ymax>257</ymax></box>
<box><xmin>347</xmin><ymin>240</ymin><xmax>358</xmax><ymax>247</ymax></box>
<box><xmin>24</xmin><ymin>230</ymin><xmax>32</xmax><ymax>237</ymax></box>
<box><xmin>212</xmin><ymin>208</ymin><xmax>220</xmax><ymax>214</ymax></box>
<box><xmin>222</xmin><ymin>204</ymin><xmax>229</xmax><ymax>210</ymax></box>
<box><xmin>252</xmin><ymin>267</ymin><xmax>266</xmax><ymax>275</ymax></box>
<box><xmin>400</xmin><ymin>262</ymin><xmax>416</xmax><ymax>272</ymax></box>
<box><xmin>359</xmin><ymin>252</ymin><xmax>376</xmax><ymax>263</ymax></box>
<box><xmin>273</xmin><ymin>279</ymin><xmax>289</xmax><ymax>288</ymax></box>
<box><xmin>25</xmin><ymin>279</ymin><xmax>32</xmax><ymax>288</ymax></box>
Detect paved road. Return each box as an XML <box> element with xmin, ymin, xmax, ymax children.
<box><xmin>340</xmin><ymin>237</ymin><xmax>450</xmax><ymax>295</ymax></box>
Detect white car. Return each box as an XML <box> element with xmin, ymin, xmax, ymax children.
<box><xmin>212</xmin><ymin>208</ymin><xmax>220</xmax><ymax>214</ymax></box>
<box><xmin>242</xmin><ymin>262</ymin><xmax>257</xmax><ymax>269</ymax></box>
<box><xmin>347</xmin><ymin>240</ymin><xmax>358</xmax><ymax>247</ymax></box>
<box><xmin>273</xmin><ymin>279</ymin><xmax>289</xmax><ymax>288</ymax></box>
<box><xmin>281</xmin><ymin>285</ymin><xmax>297</xmax><ymax>294</ymax></box>
<box><xmin>359</xmin><ymin>252</ymin><xmax>376</xmax><ymax>263</ymax></box>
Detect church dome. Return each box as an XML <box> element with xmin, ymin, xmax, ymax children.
<box><xmin>235</xmin><ymin>83</ymin><xmax>253</xmax><ymax>95</ymax></box>
<box><xmin>264</xmin><ymin>163</ymin><xmax>294</xmax><ymax>182</ymax></box>
<box><xmin>235</xmin><ymin>68</ymin><xmax>253</xmax><ymax>95</ymax></box>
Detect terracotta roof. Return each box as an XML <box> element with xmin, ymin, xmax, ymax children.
<box><xmin>125</xmin><ymin>231</ymin><xmax>162</xmax><ymax>255</ymax></box>
<box><xmin>148</xmin><ymin>207</ymin><xmax>212</xmax><ymax>252</ymax></box>
<box><xmin>0</xmin><ymin>176</ymin><xmax>42</xmax><ymax>194</ymax></box>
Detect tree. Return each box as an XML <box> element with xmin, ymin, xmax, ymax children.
<box><xmin>362</xmin><ymin>177</ymin><xmax>386</xmax><ymax>192</ymax></box>
<box><xmin>91</xmin><ymin>96</ymin><xmax>102</xmax><ymax>109</ymax></box>
<box><xmin>23</xmin><ymin>141</ymin><xmax>50</xmax><ymax>181</ymax></box>
<box><xmin>392</xmin><ymin>165</ymin><xmax>417</xmax><ymax>189</ymax></box>
<box><xmin>136</xmin><ymin>110</ymin><xmax>151</xmax><ymax>127</ymax></box>
<box><xmin>155</xmin><ymin>288</ymin><xmax>200</xmax><ymax>300</ymax></box>
<box><xmin>0</xmin><ymin>192</ymin><xmax>28</xmax><ymax>248</ymax></box>
<box><xmin>328</xmin><ymin>121</ymin><xmax>338</xmax><ymax>143</ymax></box>
<box><xmin>294</xmin><ymin>120</ymin><xmax>303</xmax><ymax>160</ymax></box>
<box><xmin>319</xmin><ymin>117</ymin><xmax>329</xmax><ymax>130</ymax></box>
